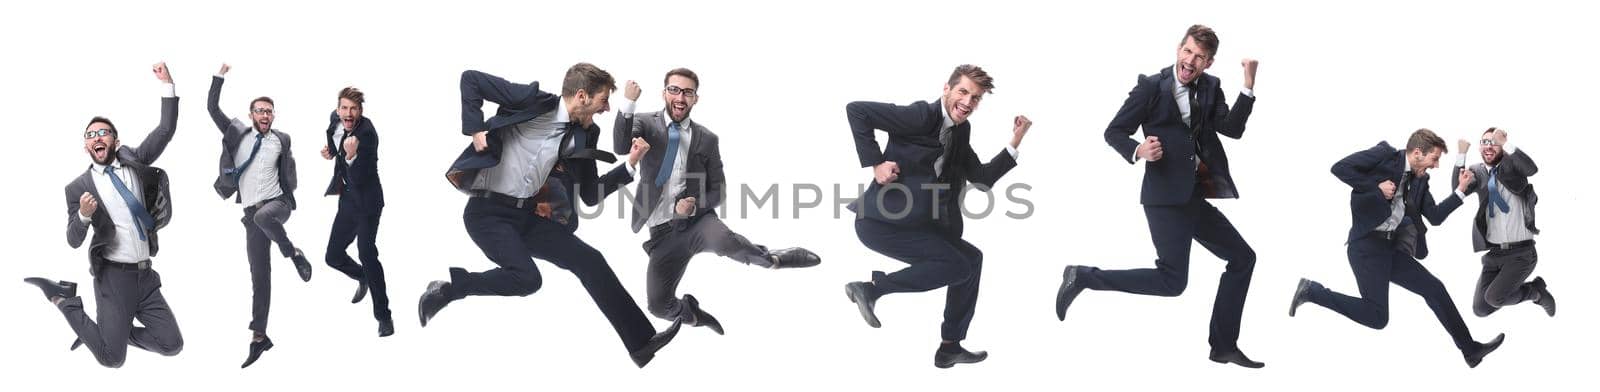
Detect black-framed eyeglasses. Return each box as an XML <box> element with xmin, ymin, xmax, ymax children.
<box><xmin>252</xmin><ymin>108</ymin><xmax>275</xmax><ymax>114</ymax></box>
<box><xmin>1480</xmin><ymin>139</ymin><xmax>1500</xmax><ymax>146</ymax></box>
<box><xmin>84</xmin><ymin>128</ymin><xmax>112</xmax><ymax>139</ymax></box>
<box><xmin>665</xmin><ymin>85</ymin><xmax>698</xmax><ymax>98</ymax></box>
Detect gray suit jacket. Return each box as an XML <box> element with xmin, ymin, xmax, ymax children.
<box><xmin>1452</xmin><ymin>148</ymin><xmax>1540</xmax><ymax>252</ymax></box>
<box><xmin>613</xmin><ymin>110</ymin><xmax>723</xmax><ymax>233</ymax></box>
<box><xmin>66</xmin><ymin>96</ymin><xmax>178</xmax><ymax>276</ymax></box>
<box><xmin>207</xmin><ymin>76</ymin><xmax>297</xmax><ymax>209</ymax></box>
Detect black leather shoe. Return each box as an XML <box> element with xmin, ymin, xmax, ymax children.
<box><xmin>1530</xmin><ymin>277</ymin><xmax>1555</xmax><ymax>317</ymax></box>
<box><xmin>70</xmin><ymin>338</ymin><xmax>83</xmax><ymax>351</ymax></box>
<box><xmin>352</xmin><ymin>281</ymin><xmax>369</xmax><ymax>304</ymax></box>
<box><xmin>1290</xmin><ymin>278</ymin><xmax>1317</xmax><ymax>317</ymax></box>
<box><xmin>23</xmin><ymin>277</ymin><xmax>77</xmax><ymax>301</ymax></box>
<box><xmin>768</xmin><ymin>247</ymin><xmax>820</xmax><ymax>269</ymax></box>
<box><xmin>1055</xmin><ymin>266</ymin><xmax>1087</xmax><ymax>321</ymax></box>
<box><xmin>681</xmin><ymin>294</ymin><xmax>724</xmax><ymax>335</ymax></box>
<box><xmin>1209</xmin><ymin>348</ymin><xmax>1265</xmax><ymax>369</ymax></box>
<box><xmin>934</xmin><ymin>345</ymin><xmax>988</xmax><ymax>368</ymax></box>
<box><xmin>1464</xmin><ymin>333</ymin><xmax>1505</xmax><ymax>368</ymax></box>
<box><xmin>291</xmin><ymin>249</ymin><xmax>312</xmax><ymax>282</ymax></box>
<box><xmin>240</xmin><ymin>336</ymin><xmax>274</xmax><ymax>368</ymax></box>
<box><xmin>630</xmin><ymin>321</ymin><xmax>682</xmax><ymax>368</ymax></box>
<box><xmin>418</xmin><ymin>280</ymin><xmax>454</xmax><ymax>328</ymax></box>
<box><xmin>844</xmin><ymin>281</ymin><xmax>881</xmax><ymax>328</ymax></box>
<box><xmin>378</xmin><ymin>317</ymin><xmax>395</xmax><ymax>337</ymax></box>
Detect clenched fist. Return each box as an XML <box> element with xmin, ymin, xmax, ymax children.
<box><xmin>628</xmin><ymin>137</ymin><xmax>650</xmax><ymax>167</ymax></box>
<box><xmin>343</xmin><ymin>135</ymin><xmax>359</xmax><ymax>160</ymax></box>
<box><xmin>1011</xmin><ymin>115</ymin><xmax>1032</xmax><ymax>149</ymax></box>
<box><xmin>874</xmin><ymin>161</ymin><xmax>900</xmax><ymax>184</ymax></box>
<box><xmin>675</xmin><ymin>196</ymin><xmax>697</xmax><ymax>217</ymax></box>
<box><xmin>625</xmin><ymin>80</ymin><xmax>641</xmax><ymax>102</ymax></box>
<box><xmin>79</xmin><ymin>192</ymin><xmax>99</xmax><ymax>217</ymax></box>
<box><xmin>1379</xmin><ymin>180</ymin><xmax>1396</xmax><ymax>200</ymax></box>
<box><xmin>1241</xmin><ymin>58</ymin><xmax>1259</xmax><ymax>90</ymax></box>
<box><xmin>1137</xmin><ymin>136</ymin><xmax>1163</xmax><ymax>162</ymax></box>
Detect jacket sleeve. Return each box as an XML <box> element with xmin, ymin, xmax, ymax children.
<box><xmin>847</xmin><ymin>101</ymin><xmax>934</xmax><ymax>168</ymax></box>
<box><xmin>129</xmin><ymin>96</ymin><xmax>180</xmax><ymax>165</ymax></box>
<box><xmin>65</xmin><ymin>184</ymin><xmax>89</xmax><ymax>249</ymax></box>
<box><xmin>1208</xmin><ymin>84</ymin><xmax>1254</xmax><ymax>139</ymax></box>
<box><xmin>460</xmin><ymin>70</ymin><xmax>547</xmax><ymax>135</ymax></box>
<box><xmin>1332</xmin><ymin>144</ymin><xmax>1390</xmax><ymax>193</ymax></box>
<box><xmin>1496</xmin><ymin>148</ymin><xmax>1538</xmax><ymax>193</ymax></box>
<box><xmin>1105</xmin><ymin>76</ymin><xmax>1158</xmax><ymax>163</ymax></box>
<box><xmin>954</xmin><ymin>142</ymin><xmax>1017</xmax><ymax>189</ymax></box>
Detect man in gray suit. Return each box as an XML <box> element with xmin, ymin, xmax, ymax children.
<box><xmin>24</xmin><ymin>62</ymin><xmax>185</xmax><ymax>368</ymax></box>
<box><xmin>1453</xmin><ymin>128</ymin><xmax>1555</xmax><ymax>318</ymax></box>
<box><xmin>206</xmin><ymin>63</ymin><xmax>311</xmax><ymax>368</ymax></box>
<box><xmin>611</xmin><ymin>68</ymin><xmax>821</xmax><ymax>335</ymax></box>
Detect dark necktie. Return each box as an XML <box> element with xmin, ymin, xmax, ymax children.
<box><xmin>105</xmin><ymin>165</ymin><xmax>157</xmax><ymax>241</ymax></box>
<box><xmin>227</xmin><ymin>132</ymin><xmax>265</xmax><ymax>185</ymax></box>
<box><xmin>337</xmin><ymin>132</ymin><xmax>353</xmax><ymax>187</ymax></box>
<box><xmin>1486</xmin><ymin>167</ymin><xmax>1511</xmax><ymax>217</ymax></box>
<box><xmin>655</xmin><ymin>122</ymin><xmax>681</xmax><ymax>187</ymax></box>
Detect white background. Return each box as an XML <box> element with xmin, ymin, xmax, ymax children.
<box><xmin>1</xmin><ymin>0</ymin><xmax>1592</xmax><ymax>390</ymax></box>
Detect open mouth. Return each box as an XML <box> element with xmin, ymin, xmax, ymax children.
<box><xmin>953</xmin><ymin>103</ymin><xmax>972</xmax><ymax>118</ymax></box>
<box><xmin>92</xmin><ymin>143</ymin><xmax>108</xmax><ymax>158</ymax></box>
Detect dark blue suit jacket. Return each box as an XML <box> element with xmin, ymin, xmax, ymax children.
<box><xmin>324</xmin><ymin>112</ymin><xmax>384</xmax><ymax>214</ymax></box>
<box><xmin>443</xmin><ymin>70</ymin><xmax>630</xmax><ymax>232</ymax></box>
<box><xmin>1331</xmin><ymin>141</ymin><xmax>1464</xmax><ymax>259</ymax></box>
<box><xmin>1105</xmin><ymin>66</ymin><xmax>1254</xmax><ymax>206</ymax></box>
<box><xmin>846</xmin><ymin>99</ymin><xmax>1016</xmax><ymax>237</ymax></box>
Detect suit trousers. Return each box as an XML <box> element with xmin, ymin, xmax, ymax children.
<box><xmin>1472</xmin><ymin>245</ymin><xmax>1538</xmax><ymax>317</ymax></box>
<box><xmin>325</xmin><ymin>194</ymin><xmax>390</xmax><ymax>321</ymax></box>
<box><xmin>1305</xmin><ymin>231</ymin><xmax>1477</xmax><ymax>351</ymax></box>
<box><xmin>57</xmin><ymin>266</ymin><xmax>183</xmax><ymax>368</ymax></box>
<box><xmin>855</xmin><ymin>217</ymin><xmax>983</xmax><ymax>342</ymax></box>
<box><xmin>243</xmin><ymin>199</ymin><xmax>298</xmax><ymax>333</ymax></box>
<box><xmin>446</xmin><ymin>197</ymin><xmax>656</xmax><ymax>353</ymax></box>
<box><xmin>1078</xmin><ymin>189</ymin><xmax>1257</xmax><ymax>351</ymax></box>
<box><xmin>641</xmin><ymin>214</ymin><xmax>769</xmax><ymax>322</ymax></box>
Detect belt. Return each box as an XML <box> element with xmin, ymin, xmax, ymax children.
<box><xmin>472</xmin><ymin>190</ymin><xmax>537</xmax><ymax>209</ymax></box>
<box><xmin>104</xmin><ymin>259</ymin><xmax>152</xmax><ymax>271</ymax></box>
<box><xmin>247</xmin><ymin>195</ymin><xmax>286</xmax><ymax>210</ymax></box>
<box><xmin>1370</xmin><ymin>230</ymin><xmax>1396</xmax><ymax>240</ymax></box>
<box><xmin>1488</xmin><ymin>239</ymin><xmax>1535</xmax><ymax>251</ymax></box>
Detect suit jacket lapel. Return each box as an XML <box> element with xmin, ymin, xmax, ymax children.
<box><xmin>1158</xmin><ymin>70</ymin><xmax>1183</xmax><ymax>126</ymax></box>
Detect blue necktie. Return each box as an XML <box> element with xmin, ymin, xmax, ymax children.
<box><xmin>227</xmin><ymin>133</ymin><xmax>265</xmax><ymax>184</ymax></box>
<box><xmin>104</xmin><ymin>165</ymin><xmax>157</xmax><ymax>241</ymax></box>
<box><xmin>1486</xmin><ymin>168</ymin><xmax>1510</xmax><ymax>217</ymax></box>
<box><xmin>654</xmin><ymin>122</ymin><xmax>681</xmax><ymax>187</ymax></box>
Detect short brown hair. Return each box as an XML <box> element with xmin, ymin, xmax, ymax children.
<box><xmin>1406</xmin><ymin>128</ymin><xmax>1448</xmax><ymax>154</ymax></box>
<box><xmin>85</xmin><ymin>116</ymin><xmax>118</xmax><ymax>139</ymax></box>
<box><xmin>663</xmin><ymin>68</ymin><xmax>699</xmax><ymax>89</ymax></box>
<box><xmin>338</xmin><ymin>87</ymin><xmax>365</xmax><ymax>108</ymax></box>
<box><xmin>946</xmin><ymin>64</ymin><xmax>995</xmax><ymax>93</ymax></box>
<box><xmin>561</xmin><ymin>62</ymin><xmax>617</xmax><ymax>98</ymax></box>
<box><xmin>1181</xmin><ymin>24</ymin><xmax>1220</xmax><ymax>57</ymax></box>
<box><xmin>250</xmin><ymin>96</ymin><xmax>275</xmax><ymax>112</ymax></box>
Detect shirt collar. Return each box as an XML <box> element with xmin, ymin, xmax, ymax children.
<box><xmin>555</xmin><ymin>99</ymin><xmax>572</xmax><ymax>125</ymax></box>
<box><xmin>665</xmin><ymin>114</ymin><xmax>692</xmax><ymax>131</ymax></box>
<box><xmin>91</xmin><ymin>155</ymin><xmax>122</xmax><ymax>173</ymax></box>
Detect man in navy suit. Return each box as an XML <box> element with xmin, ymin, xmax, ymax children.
<box><xmin>319</xmin><ymin>87</ymin><xmax>393</xmax><ymax>337</ymax></box>
<box><xmin>1053</xmin><ymin>24</ymin><xmax>1266</xmax><ymax>368</ymax></box>
<box><xmin>842</xmin><ymin>64</ymin><xmax>1032</xmax><ymax>368</ymax></box>
<box><xmin>1290</xmin><ymin>129</ymin><xmax>1507</xmax><ymax>368</ymax></box>
<box><xmin>418</xmin><ymin>64</ymin><xmax>679</xmax><ymax>368</ymax></box>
